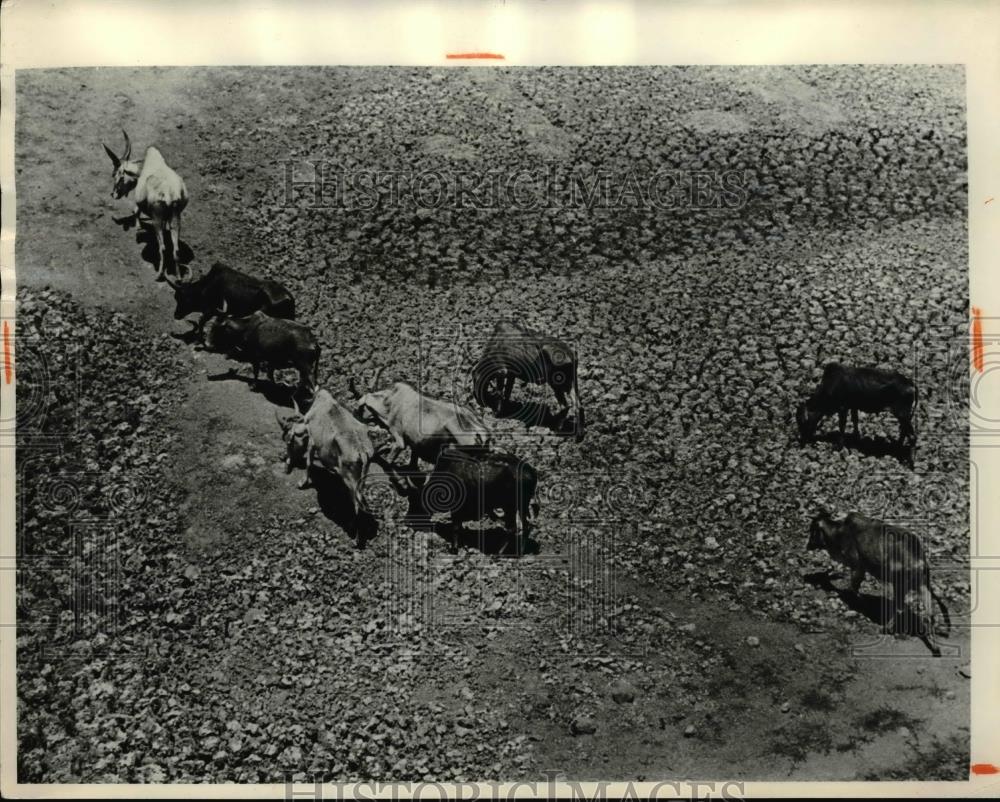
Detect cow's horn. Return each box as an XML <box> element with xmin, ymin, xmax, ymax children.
<box><xmin>291</xmin><ymin>398</ymin><xmax>301</xmax><ymax>416</ymax></box>
<box><xmin>219</xmin><ymin>299</ymin><xmax>228</xmax><ymax>315</ymax></box>
<box><xmin>371</xmin><ymin>364</ymin><xmax>386</xmax><ymax>392</ymax></box>
<box><xmin>348</xmin><ymin>376</ymin><xmax>361</xmax><ymax>399</ymax></box>
<box><xmin>121</xmin><ymin>129</ymin><xmax>132</xmax><ymax>161</ymax></box>
<box><xmin>103</xmin><ymin>143</ymin><xmax>120</xmax><ymax>169</ymax></box>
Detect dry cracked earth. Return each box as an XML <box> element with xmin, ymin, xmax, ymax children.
<box><xmin>14</xmin><ymin>65</ymin><xmax>970</xmax><ymax>782</ymax></box>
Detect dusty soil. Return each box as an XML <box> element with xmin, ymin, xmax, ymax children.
<box><xmin>15</xmin><ymin>66</ymin><xmax>969</xmax><ymax>782</ymax></box>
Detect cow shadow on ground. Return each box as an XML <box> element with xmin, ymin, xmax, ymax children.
<box><xmin>809</xmin><ymin>432</ymin><xmax>914</xmax><ymax>467</ymax></box>
<box><xmin>804</xmin><ymin>570</ymin><xmax>893</xmax><ymax>627</ymax></box>
<box><xmin>305</xmin><ymin>464</ymin><xmax>379</xmax><ymax>549</ymax></box>
<box><xmin>170</xmin><ymin>322</ymin><xmax>204</xmax><ymax>346</ymax></box>
<box><xmin>206</xmin><ymin>368</ymin><xmax>309</xmax><ymax>410</ymax></box>
<box><xmin>373</xmin><ymin>456</ymin><xmax>540</xmax><ymax>556</ymax></box>
<box><xmin>484</xmin><ymin>394</ymin><xmax>581</xmax><ymax>439</ymax></box>
<box><xmin>803</xmin><ymin>570</ymin><xmax>944</xmax><ymax>650</ymax></box>
<box><xmin>113</xmin><ymin>215</ymin><xmax>194</xmax><ymax>277</ymax></box>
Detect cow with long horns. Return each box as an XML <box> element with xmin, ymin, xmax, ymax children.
<box><xmin>103</xmin><ymin>130</ymin><xmax>189</xmax><ymax>281</ymax></box>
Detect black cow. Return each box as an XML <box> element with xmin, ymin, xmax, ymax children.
<box><xmin>167</xmin><ymin>262</ymin><xmax>295</xmax><ymax>337</ymax></box>
<box><xmin>206</xmin><ymin>310</ymin><xmax>319</xmax><ymax>395</ymax></box>
<box><xmin>796</xmin><ymin>363</ymin><xmax>918</xmax><ymax>449</ymax></box>
<box><xmin>471</xmin><ymin>320</ymin><xmax>584</xmax><ymax>441</ymax></box>
<box><xmin>379</xmin><ymin>445</ymin><xmax>539</xmax><ymax>554</ymax></box>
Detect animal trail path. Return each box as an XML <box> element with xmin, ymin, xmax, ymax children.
<box><xmin>20</xmin><ymin>234</ymin><xmax>320</xmax><ymax>555</ymax></box>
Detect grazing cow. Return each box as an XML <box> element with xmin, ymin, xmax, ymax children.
<box><xmin>796</xmin><ymin>363</ymin><xmax>917</xmax><ymax>449</ymax></box>
<box><xmin>471</xmin><ymin>320</ymin><xmax>584</xmax><ymax>441</ymax></box>
<box><xmin>349</xmin><ymin>371</ymin><xmax>491</xmax><ymax>473</ymax></box>
<box><xmin>103</xmin><ymin>130</ymin><xmax>189</xmax><ymax>281</ymax></box>
<box><xmin>380</xmin><ymin>445</ymin><xmax>539</xmax><ymax>554</ymax></box>
<box><xmin>807</xmin><ymin>510</ymin><xmax>950</xmax><ymax>656</ymax></box>
<box><xmin>167</xmin><ymin>262</ymin><xmax>295</xmax><ymax>337</ymax></box>
<box><xmin>277</xmin><ymin>390</ymin><xmax>375</xmax><ymax>540</ymax></box>
<box><xmin>206</xmin><ymin>307</ymin><xmax>319</xmax><ymax>395</ymax></box>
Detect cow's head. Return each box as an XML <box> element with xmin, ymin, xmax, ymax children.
<box><xmin>103</xmin><ymin>130</ymin><xmax>141</xmax><ymax>200</ymax></box>
<box><xmin>348</xmin><ymin>367</ymin><xmax>390</xmax><ymax>427</ymax></box>
<box><xmin>166</xmin><ymin>272</ymin><xmax>207</xmax><ymax>320</ymax></box>
<box><xmin>354</xmin><ymin>390</ymin><xmax>392</xmax><ymax>428</ymax></box>
<box><xmin>275</xmin><ymin>406</ymin><xmax>309</xmax><ymax>472</ymax></box>
<box><xmin>806</xmin><ymin>511</ymin><xmax>834</xmax><ymax>551</ymax></box>
<box><xmin>204</xmin><ymin>303</ymin><xmax>242</xmax><ymax>351</ymax></box>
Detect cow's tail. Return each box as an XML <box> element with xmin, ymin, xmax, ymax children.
<box><xmin>926</xmin><ymin>560</ymin><xmax>951</xmax><ymax>636</ymax></box>
<box><xmin>911</xmin><ymin>380</ymin><xmax>919</xmax><ymax>442</ymax></box>
<box><xmin>520</xmin><ymin>464</ymin><xmax>539</xmax><ymax>531</ymax></box>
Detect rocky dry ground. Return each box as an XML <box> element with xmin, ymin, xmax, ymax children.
<box><xmin>14</xmin><ymin>65</ymin><xmax>970</xmax><ymax>782</ymax></box>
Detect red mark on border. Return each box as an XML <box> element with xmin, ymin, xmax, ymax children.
<box><xmin>972</xmin><ymin>307</ymin><xmax>984</xmax><ymax>373</ymax></box>
<box><xmin>972</xmin><ymin>763</ymin><xmax>1000</xmax><ymax>775</ymax></box>
<box><xmin>2</xmin><ymin>321</ymin><xmax>10</xmax><ymax>384</ymax></box>
<box><xmin>446</xmin><ymin>52</ymin><xmax>505</xmax><ymax>60</ymax></box>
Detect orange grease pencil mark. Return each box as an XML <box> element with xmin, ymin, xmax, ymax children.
<box><xmin>972</xmin><ymin>763</ymin><xmax>1000</xmax><ymax>775</ymax></box>
<box><xmin>972</xmin><ymin>307</ymin><xmax>984</xmax><ymax>373</ymax></box>
<box><xmin>446</xmin><ymin>52</ymin><xmax>505</xmax><ymax>60</ymax></box>
<box><xmin>2</xmin><ymin>321</ymin><xmax>10</xmax><ymax>384</ymax></box>
<box><xmin>986</xmin><ymin>197</ymin><xmax>994</xmax><ymax>205</ymax></box>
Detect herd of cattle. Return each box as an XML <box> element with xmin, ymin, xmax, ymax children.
<box><xmin>102</xmin><ymin>131</ymin><xmax>951</xmax><ymax>655</ymax></box>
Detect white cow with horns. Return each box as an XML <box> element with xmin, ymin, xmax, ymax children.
<box><xmin>103</xmin><ymin>130</ymin><xmax>189</xmax><ymax>281</ymax></box>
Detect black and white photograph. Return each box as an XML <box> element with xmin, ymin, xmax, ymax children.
<box><xmin>2</xmin><ymin>1</ymin><xmax>997</xmax><ymax>796</ymax></box>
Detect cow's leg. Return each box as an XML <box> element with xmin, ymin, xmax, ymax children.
<box><xmin>552</xmin><ymin>386</ymin><xmax>570</xmax><ymax>421</ymax></box>
<box><xmin>384</xmin><ymin>432</ymin><xmax>407</xmax><ymax>466</ymax></box>
<box><xmin>851</xmin><ymin>408</ymin><xmax>859</xmax><ymax>437</ymax></box>
<box><xmin>502</xmin><ymin>374</ymin><xmax>516</xmax><ymax>412</ymax></box>
<box><xmin>295</xmin><ymin>443</ymin><xmax>314</xmax><ymax>489</ymax></box>
<box><xmin>888</xmin><ymin>576</ymin><xmax>910</xmax><ymax>636</ymax></box>
<box><xmin>196</xmin><ymin>311</ymin><xmax>212</xmax><ymax>337</ymax></box>
<box><xmin>343</xmin><ymin>473</ymin><xmax>362</xmax><ymax>519</ymax></box>
<box><xmin>153</xmin><ymin>224</ymin><xmax>167</xmax><ymax>281</ymax></box>
<box><xmin>252</xmin><ymin>362</ymin><xmax>260</xmax><ymax>385</ymax></box>
<box><xmin>837</xmin><ymin>408</ymin><xmax>847</xmax><ymax>447</ymax></box>
<box><xmin>170</xmin><ymin>213</ymin><xmax>183</xmax><ymax>278</ymax></box>
<box><xmin>297</xmin><ymin>458</ymin><xmax>314</xmax><ymax>490</ymax></box>
<box><xmin>339</xmin><ymin>469</ymin><xmax>367</xmax><ymax>544</ymax></box>
<box><xmin>918</xmin><ymin>583</ymin><xmax>942</xmax><ymax>655</ymax></box>
<box><xmin>895</xmin><ymin>407</ymin><xmax>916</xmax><ymax>448</ymax></box>
<box><xmin>519</xmin><ymin>493</ymin><xmax>534</xmax><ymax>542</ymax></box>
